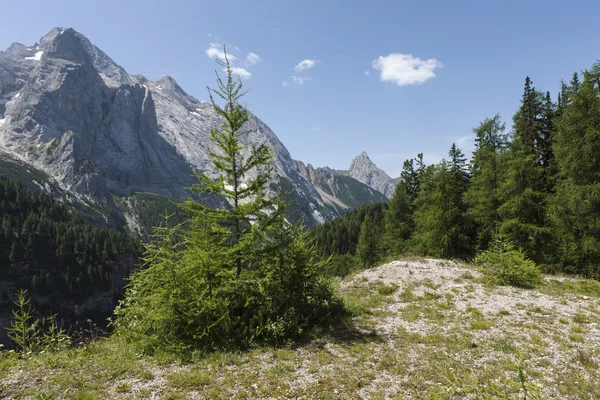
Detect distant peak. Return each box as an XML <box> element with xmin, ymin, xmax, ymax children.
<box><xmin>351</xmin><ymin>151</ymin><xmax>375</xmax><ymax>166</ymax></box>
<box><xmin>356</xmin><ymin>151</ymin><xmax>371</xmax><ymax>160</ymax></box>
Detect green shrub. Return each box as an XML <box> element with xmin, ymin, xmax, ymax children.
<box><xmin>6</xmin><ymin>290</ymin><xmax>71</xmax><ymax>353</ymax></box>
<box><xmin>475</xmin><ymin>237</ymin><xmax>542</xmax><ymax>289</ymax></box>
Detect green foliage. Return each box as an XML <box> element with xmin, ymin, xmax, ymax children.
<box><xmin>464</xmin><ymin>114</ymin><xmax>508</xmax><ymax>251</ymax></box>
<box><xmin>400</xmin><ymin>154</ymin><xmax>424</xmax><ymax>206</ymax></box>
<box><xmin>412</xmin><ymin>145</ymin><xmax>473</xmax><ymax>259</ymax></box>
<box><xmin>0</xmin><ymin>176</ymin><xmax>141</xmax><ymax>345</ymax></box>
<box><xmin>550</xmin><ymin>70</ymin><xmax>600</xmax><ymax>279</ymax></box>
<box><xmin>475</xmin><ymin>237</ymin><xmax>542</xmax><ymax>289</ymax></box>
<box><xmin>114</xmin><ymin>49</ymin><xmax>338</xmax><ymax>352</ymax></box>
<box><xmin>498</xmin><ymin>77</ymin><xmax>554</xmax><ymax>264</ymax></box>
<box><xmin>312</xmin><ymin>202</ymin><xmax>386</xmax><ymax>259</ymax></box>
<box><xmin>7</xmin><ymin>290</ymin><xmax>40</xmax><ymax>352</ymax></box>
<box><xmin>383</xmin><ymin>182</ymin><xmax>413</xmax><ymax>256</ymax></box>
<box><xmin>116</xmin><ymin>192</ymin><xmax>185</xmax><ymax>239</ymax></box>
<box><xmin>322</xmin><ymin>253</ymin><xmax>361</xmax><ymax>277</ymax></box>
<box><xmin>6</xmin><ymin>290</ymin><xmax>71</xmax><ymax>353</ymax></box>
<box><xmin>356</xmin><ymin>213</ymin><xmax>381</xmax><ymax>267</ymax></box>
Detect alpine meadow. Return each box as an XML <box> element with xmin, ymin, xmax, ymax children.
<box><xmin>2</xmin><ymin>3</ymin><xmax>600</xmax><ymax>399</ymax></box>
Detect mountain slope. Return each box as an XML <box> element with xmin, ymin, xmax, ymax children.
<box><xmin>0</xmin><ymin>28</ymin><xmax>340</xmax><ymax>229</ymax></box>
<box><xmin>346</xmin><ymin>152</ymin><xmax>397</xmax><ymax>198</ymax></box>
<box><xmin>295</xmin><ymin>160</ymin><xmax>388</xmax><ymax>213</ymax></box>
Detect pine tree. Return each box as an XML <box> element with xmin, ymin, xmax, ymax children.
<box><xmin>401</xmin><ymin>158</ymin><xmax>419</xmax><ymax>205</ymax></box>
<box><xmin>185</xmin><ymin>50</ymin><xmax>279</xmax><ymax>277</ymax></box>
<box><xmin>550</xmin><ymin>69</ymin><xmax>600</xmax><ymax>278</ymax></box>
<box><xmin>383</xmin><ymin>181</ymin><xmax>413</xmax><ymax>256</ymax></box>
<box><xmin>512</xmin><ymin>77</ymin><xmax>541</xmax><ymax>155</ymax></box>
<box><xmin>570</xmin><ymin>72</ymin><xmax>581</xmax><ymax>94</ymax></box>
<box><xmin>464</xmin><ymin>114</ymin><xmax>508</xmax><ymax>251</ymax></box>
<box><xmin>400</xmin><ymin>153</ymin><xmax>425</xmax><ymax>207</ymax></box>
<box><xmin>498</xmin><ymin>78</ymin><xmax>551</xmax><ymax>263</ymax></box>
<box><xmin>539</xmin><ymin>91</ymin><xmax>556</xmax><ymax>171</ymax></box>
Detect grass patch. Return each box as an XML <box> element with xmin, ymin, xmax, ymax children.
<box><xmin>470</xmin><ymin>320</ymin><xmax>494</xmax><ymax>330</ymax></box>
<box><xmin>399</xmin><ymin>286</ymin><xmax>418</xmax><ymax>302</ymax></box>
<box><xmin>568</xmin><ymin>333</ymin><xmax>584</xmax><ymax>343</ymax></box>
<box><xmin>376</xmin><ymin>283</ymin><xmax>398</xmax><ymax>296</ymax></box>
<box><xmin>542</xmin><ymin>278</ymin><xmax>600</xmax><ymax>298</ymax></box>
<box><xmin>116</xmin><ymin>382</ymin><xmax>131</xmax><ymax>393</ymax></box>
<box><xmin>493</xmin><ymin>338</ymin><xmax>518</xmax><ymax>354</ymax></box>
<box><xmin>571</xmin><ymin>325</ymin><xmax>584</xmax><ymax>334</ymax></box>
<box><xmin>573</xmin><ymin>312</ymin><xmax>590</xmax><ymax>324</ymax></box>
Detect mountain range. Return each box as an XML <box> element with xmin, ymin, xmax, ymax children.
<box><xmin>0</xmin><ymin>28</ymin><xmax>399</xmax><ymax>232</ymax></box>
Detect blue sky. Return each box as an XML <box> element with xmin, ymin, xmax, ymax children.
<box><xmin>1</xmin><ymin>0</ymin><xmax>599</xmax><ymax>177</ymax></box>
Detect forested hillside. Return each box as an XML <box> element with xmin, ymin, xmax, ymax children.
<box><xmin>0</xmin><ymin>177</ymin><xmax>141</xmax><ymax>344</ymax></box>
<box><xmin>315</xmin><ymin>63</ymin><xmax>600</xmax><ymax>281</ymax></box>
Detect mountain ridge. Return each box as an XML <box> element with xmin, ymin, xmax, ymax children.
<box><xmin>0</xmin><ymin>27</ymin><xmax>389</xmax><ymax>231</ymax></box>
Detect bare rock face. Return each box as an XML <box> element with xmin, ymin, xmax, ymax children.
<box><xmin>347</xmin><ymin>152</ymin><xmax>396</xmax><ymax>198</ymax></box>
<box><xmin>0</xmin><ymin>28</ymin><xmax>344</xmax><ymax>229</ymax></box>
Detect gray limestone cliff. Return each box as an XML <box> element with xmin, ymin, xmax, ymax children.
<box><xmin>347</xmin><ymin>152</ymin><xmax>397</xmax><ymax>198</ymax></box>
<box><xmin>0</xmin><ymin>28</ymin><xmax>341</xmax><ymax>229</ymax></box>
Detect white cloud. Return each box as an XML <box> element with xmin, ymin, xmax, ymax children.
<box><xmin>294</xmin><ymin>59</ymin><xmax>320</xmax><ymax>72</ymax></box>
<box><xmin>205</xmin><ymin>43</ymin><xmax>237</xmax><ymax>62</ymax></box>
<box><xmin>246</xmin><ymin>52</ymin><xmax>262</xmax><ymax>65</ymax></box>
<box><xmin>372</xmin><ymin>53</ymin><xmax>442</xmax><ymax>86</ymax></box>
<box><xmin>364</xmin><ymin>70</ymin><xmax>371</xmax><ymax>77</ymax></box>
<box><xmin>282</xmin><ymin>76</ymin><xmax>312</xmax><ymax>87</ymax></box>
<box><xmin>228</xmin><ymin>66</ymin><xmax>252</xmax><ymax>79</ymax></box>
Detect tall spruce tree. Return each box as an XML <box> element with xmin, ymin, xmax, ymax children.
<box><xmin>498</xmin><ymin>78</ymin><xmax>551</xmax><ymax>263</ymax></box>
<box><xmin>383</xmin><ymin>181</ymin><xmax>413</xmax><ymax>256</ymax></box>
<box><xmin>550</xmin><ymin>69</ymin><xmax>600</xmax><ymax>278</ymax></box>
<box><xmin>464</xmin><ymin>114</ymin><xmax>508</xmax><ymax>251</ymax></box>
<box><xmin>412</xmin><ymin>145</ymin><xmax>472</xmax><ymax>258</ymax></box>
<box><xmin>401</xmin><ymin>153</ymin><xmax>425</xmax><ymax>207</ymax></box>
<box><xmin>539</xmin><ymin>91</ymin><xmax>556</xmax><ymax>172</ymax></box>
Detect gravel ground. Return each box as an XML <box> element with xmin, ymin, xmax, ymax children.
<box><xmin>3</xmin><ymin>258</ymin><xmax>600</xmax><ymax>399</ymax></box>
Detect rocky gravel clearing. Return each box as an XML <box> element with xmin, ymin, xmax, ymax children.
<box><xmin>2</xmin><ymin>258</ymin><xmax>600</xmax><ymax>399</ymax></box>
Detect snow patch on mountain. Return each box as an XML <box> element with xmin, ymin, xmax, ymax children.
<box><xmin>24</xmin><ymin>51</ymin><xmax>43</xmax><ymax>61</ymax></box>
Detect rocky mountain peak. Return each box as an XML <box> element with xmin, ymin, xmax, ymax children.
<box><xmin>347</xmin><ymin>151</ymin><xmax>396</xmax><ymax>198</ymax></box>
<box><xmin>350</xmin><ymin>151</ymin><xmax>375</xmax><ymax>169</ymax></box>
<box><xmin>42</xmin><ymin>28</ymin><xmax>93</xmax><ymax>65</ymax></box>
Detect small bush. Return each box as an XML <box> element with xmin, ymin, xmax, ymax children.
<box><xmin>475</xmin><ymin>237</ymin><xmax>542</xmax><ymax>289</ymax></box>
<box><xmin>6</xmin><ymin>290</ymin><xmax>71</xmax><ymax>353</ymax></box>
